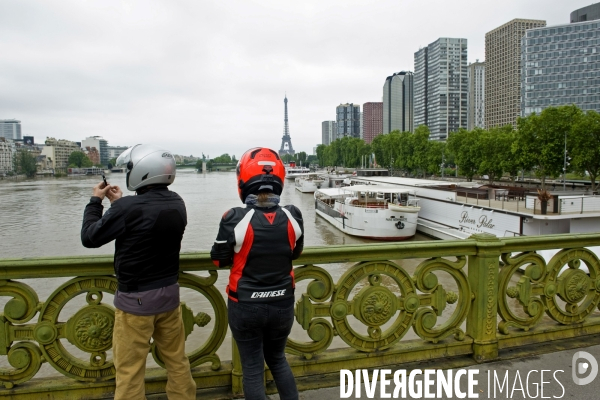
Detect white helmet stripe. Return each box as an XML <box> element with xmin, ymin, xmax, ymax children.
<box><xmin>257</xmin><ymin>161</ymin><xmax>276</xmax><ymax>166</ymax></box>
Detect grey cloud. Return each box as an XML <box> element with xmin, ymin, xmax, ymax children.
<box><xmin>0</xmin><ymin>0</ymin><xmax>589</xmax><ymax>158</ymax></box>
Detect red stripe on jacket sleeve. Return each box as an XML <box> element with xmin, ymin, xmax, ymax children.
<box><xmin>287</xmin><ymin>219</ymin><xmax>296</xmax><ymax>251</ymax></box>
<box><xmin>287</xmin><ymin>219</ymin><xmax>296</xmax><ymax>288</ymax></box>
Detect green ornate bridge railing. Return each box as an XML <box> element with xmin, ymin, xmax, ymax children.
<box><xmin>1</xmin><ymin>233</ymin><xmax>600</xmax><ymax>398</ymax></box>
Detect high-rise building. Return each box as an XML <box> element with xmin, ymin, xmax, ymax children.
<box><xmin>359</xmin><ymin>112</ymin><xmax>363</xmax><ymax>140</ymax></box>
<box><xmin>383</xmin><ymin>72</ymin><xmax>413</xmax><ymax>134</ymax></box>
<box><xmin>81</xmin><ymin>136</ymin><xmax>109</xmax><ymax>164</ymax></box>
<box><xmin>485</xmin><ymin>18</ymin><xmax>546</xmax><ymax>129</ymax></box>
<box><xmin>571</xmin><ymin>3</ymin><xmax>600</xmax><ymax>23</ymax></box>
<box><xmin>362</xmin><ymin>102</ymin><xmax>383</xmax><ymax>144</ymax></box>
<box><xmin>0</xmin><ymin>119</ymin><xmax>22</xmax><ymax>140</ymax></box>
<box><xmin>467</xmin><ymin>61</ymin><xmax>485</xmax><ymax>130</ymax></box>
<box><xmin>321</xmin><ymin>121</ymin><xmax>337</xmax><ymax>145</ymax></box>
<box><xmin>336</xmin><ymin>103</ymin><xmax>361</xmax><ymax>139</ymax></box>
<box><xmin>414</xmin><ymin>38</ymin><xmax>468</xmax><ymax>140</ymax></box>
<box><xmin>414</xmin><ymin>48</ymin><xmax>428</xmax><ymax>130</ymax></box>
<box><xmin>522</xmin><ymin>20</ymin><xmax>600</xmax><ymax>115</ymax></box>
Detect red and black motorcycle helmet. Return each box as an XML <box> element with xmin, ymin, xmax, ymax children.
<box><xmin>236</xmin><ymin>147</ymin><xmax>286</xmax><ymax>202</ymax></box>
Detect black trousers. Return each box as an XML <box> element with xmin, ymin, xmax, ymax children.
<box><xmin>228</xmin><ymin>298</ymin><xmax>299</xmax><ymax>400</ymax></box>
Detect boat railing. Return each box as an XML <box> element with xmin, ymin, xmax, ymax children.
<box><xmin>558</xmin><ymin>194</ymin><xmax>600</xmax><ymax>215</ymax></box>
<box><xmin>317</xmin><ymin>197</ymin><xmax>336</xmax><ymax>207</ymax></box>
<box><xmin>2</xmin><ymin>233</ymin><xmax>600</xmax><ymax>397</ymax></box>
<box><xmin>458</xmin><ymin>191</ymin><xmax>526</xmax><ymax>213</ymax></box>
<box><xmin>345</xmin><ymin>198</ymin><xmax>387</xmax><ymax>208</ymax></box>
<box><xmin>456</xmin><ymin>189</ymin><xmax>600</xmax><ymax>216</ymax></box>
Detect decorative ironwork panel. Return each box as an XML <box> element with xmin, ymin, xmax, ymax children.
<box><xmin>499</xmin><ymin>248</ymin><xmax>600</xmax><ymax>334</ymax></box>
<box><xmin>289</xmin><ymin>258</ymin><xmax>467</xmax><ymax>357</ymax></box>
<box><xmin>0</xmin><ymin>271</ymin><xmax>227</xmax><ymax>388</ymax></box>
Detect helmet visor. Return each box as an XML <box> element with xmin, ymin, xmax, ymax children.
<box><xmin>115</xmin><ymin>145</ymin><xmax>140</xmax><ymax>168</ymax></box>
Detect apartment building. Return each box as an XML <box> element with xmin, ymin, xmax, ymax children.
<box><xmin>485</xmin><ymin>18</ymin><xmax>546</xmax><ymax>128</ymax></box>
<box><xmin>467</xmin><ymin>61</ymin><xmax>485</xmax><ymax>129</ymax></box>
<box><xmin>414</xmin><ymin>38</ymin><xmax>468</xmax><ymax>140</ymax></box>
<box><xmin>522</xmin><ymin>20</ymin><xmax>600</xmax><ymax>115</ymax></box>
<box><xmin>383</xmin><ymin>72</ymin><xmax>413</xmax><ymax>134</ymax></box>
<box><xmin>41</xmin><ymin>138</ymin><xmax>81</xmax><ymax>173</ymax></box>
<box><xmin>362</xmin><ymin>102</ymin><xmax>383</xmax><ymax>144</ymax></box>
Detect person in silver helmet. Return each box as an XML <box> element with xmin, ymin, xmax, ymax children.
<box><xmin>81</xmin><ymin>144</ymin><xmax>195</xmax><ymax>400</ymax></box>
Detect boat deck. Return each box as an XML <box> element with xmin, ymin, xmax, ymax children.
<box><xmin>351</xmin><ymin>176</ymin><xmax>600</xmax><ymax>218</ymax></box>
<box><xmin>455</xmin><ymin>194</ymin><xmax>600</xmax><ymax>218</ymax></box>
<box><xmin>456</xmin><ymin>195</ymin><xmax>528</xmax><ymax>214</ymax></box>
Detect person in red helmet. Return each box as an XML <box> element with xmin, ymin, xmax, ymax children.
<box><xmin>211</xmin><ymin>147</ymin><xmax>303</xmax><ymax>400</ymax></box>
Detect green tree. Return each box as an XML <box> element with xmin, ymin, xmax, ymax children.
<box><xmin>410</xmin><ymin>126</ymin><xmax>432</xmax><ymax>177</ymax></box>
<box><xmin>13</xmin><ymin>150</ymin><xmax>37</xmax><ymax>178</ymax></box>
<box><xmin>297</xmin><ymin>151</ymin><xmax>307</xmax><ymax>164</ymax></box>
<box><xmin>212</xmin><ymin>153</ymin><xmax>232</xmax><ymax>163</ymax></box>
<box><xmin>515</xmin><ymin>105</ymin><xmax>582</xmax><ymax>189</ymax></box>
<box><xmin>68</xmin><ymin>151</ymin><xmax>93</xmax><ymax>168</ymax></box>
<box><xmin>341</xmin><ymin>137</ymin><xmax>372</xmax><ymax>168</ymax></box>
<box><xmin>426</xmin><ymin>141</ymin><xmax>445</xmax><ymax>176</ymax></box>
<box><xmin>447</xmin><ymin>128</ymin><xmax>482</xmax><ymax>181</ymax></box>
<box><xmin>477</xmin><ymin>127</ymin><xmax>515</xmax><ymax>185</ymax></box>
<box><xmin>372</xmin><ymin>131</ymin><xmax>402</xmax><ymax>170</ymax></box>
<box><xmin>314</xmin><ymin>137</ymin><xmax>371</xmax><ymax>168</ymax></box>
<box><xmin>306</xmin><ymin>155</ymin><xmax>318</xmax><ymax>165</ymax></box>
<box><xmin>316</xmin><ymin>144</ymin><xmax>327</xmax><ymax>166</ymax></box>
<box><xmin>496</xmin><ymin>127</ymin><xmax>522</xmax><ymax>183</ymax></box>
<box><xmin>394</xmin><ymin>131</ymin><xmax>413</xmax><ymax>174</ymax></box>
<box><xmin>281</xmin><ymin>154</ymin><xmax>294</xmax><ymax>164</ymax></box>
<box><xmin>570</xmin><ymin>109</ymin><xmax>600</xmax><ymax>191</ymax></box>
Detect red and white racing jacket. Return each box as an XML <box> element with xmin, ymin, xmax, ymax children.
<box><xmin>210</xmin><ymin>204</ymin><xmax>304</xmax><ymax>303</ymax></box>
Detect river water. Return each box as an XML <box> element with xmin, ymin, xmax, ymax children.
<box><xmin>0</xmin><ymin>170</ymin><xmax>429</xmax><ymax>257</ymax></box>
<box><xmin>0</xmin><ymin>170</ymin><xmax>435</xmax><ymax>377</ymax></box>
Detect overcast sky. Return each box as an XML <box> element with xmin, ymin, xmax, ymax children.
<box><xmin>0</xmin><ymin>0</ymin><xmax>591</xmax><ymax>158</ymax></box>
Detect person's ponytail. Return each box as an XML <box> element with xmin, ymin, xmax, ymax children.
<box><xmin>257</xmin><ymin>192</ymin><xmax>272</xmax><ymax>203</ymax></box>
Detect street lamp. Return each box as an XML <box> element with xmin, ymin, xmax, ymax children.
<box><xmin>563</xmin><ymin>132</ymin><xmax>570</xmax><ymax>192</ymax></box>
<box><xmin>441</xmin><ymin>153</ymin><xmax>446</xmax><ymax>179</ymax></box>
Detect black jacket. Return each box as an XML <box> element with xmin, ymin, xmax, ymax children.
<box><xmin>210</xmin><ymin>204</ymin><xmax>303</xmax><ymax>302</ymax></box>
<box><xmin>81</xmin><ymin>186</ymin><xmax>187</xmax><ymax>292</ymax></box>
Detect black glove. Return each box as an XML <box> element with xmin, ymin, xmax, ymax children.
<box><xmin>210</xmin><ymin>241</ymin><xmax>233</xmax><ymax>267</ymax></box>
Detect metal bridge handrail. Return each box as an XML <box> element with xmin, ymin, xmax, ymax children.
<box><xmin>1</xmin><ymin>233</ymin><xmax>600</xmax><ymax>396</ymax></box>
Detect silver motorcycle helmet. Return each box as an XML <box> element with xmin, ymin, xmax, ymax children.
<box><xmin>115</xmin><ymin>144</ymin><xmax>176</xmax><ymax>191</ymax></box>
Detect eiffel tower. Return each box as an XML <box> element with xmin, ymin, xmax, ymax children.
<box><xmin>279</xmin><ymin>95</ymin><xmax>295</xmax><ymax>156</ymax></box>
